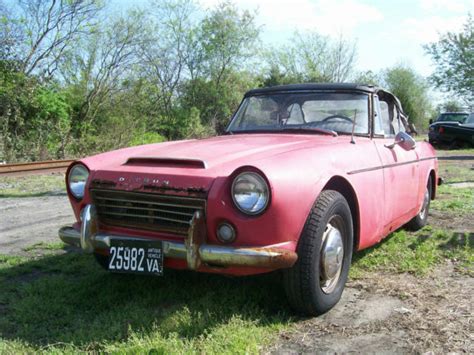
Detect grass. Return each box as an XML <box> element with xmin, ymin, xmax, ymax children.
<box><xmin>350</xmin><ymin>182</ymin><xmax>473</xmax><ymax>278</ymax></box>
<box><xmin>435</xmin><ymin>146</ymin><xmax>474</xmax><ymax>156</ymax></box>
<box><xmin>351</xmin><ymin>228</ymin><xmax>473</xmax><ymax>278</ymax></box>
<box><xmin>0</xmin><ymin>174</ymin><xmax>66</xmax><ymax>198</ymax></box>
<box><xmin>1</xmin><ymin>226</ymin><xmax>472</xmax><ymax>353</ymax></box>
<box><xmin>431</xmin><ymin>185</ymin><xmax>474</xmax><ymax>214</ymax></box>
<box><xmin>437</xmin><ymin>162</ymin><xmax>473</xmax><ymax>183</ymax></box>
<box><xmin>0</xmin><ymin>248</ymin><xmax>291</xmax><ymax>353</ymax></box>
<box><xmin>0</xmin><ymin>150</ymin><xmax>472</xmax><ymax>353</ymax></box>
<box><xmin>433</xmin><ymin>145</ymin><xmax>474</xmax><ymax>183</ymax></box>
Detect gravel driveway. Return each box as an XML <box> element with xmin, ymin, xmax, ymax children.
<box><xmin>0</xmin><ymin>194</ymin><xmax>74</xmax><ymax>255</ymax></box>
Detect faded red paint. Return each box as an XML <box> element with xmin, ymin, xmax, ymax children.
<box><xmin>65</xmin><ymin>132</ymin><xmax>438</xmax><ymax>276</ymax></box>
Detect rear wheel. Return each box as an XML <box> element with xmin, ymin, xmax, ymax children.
<box><xmin>406</xmin><ymin>177</ymin><xmax>431</xmax><ymax>231</ymax></box>
<box><xmin>283</xmin><ymin>190</ymin><xmax>353</xmax><ymax>316</ymax></box>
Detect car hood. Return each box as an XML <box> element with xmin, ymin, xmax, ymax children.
<box><xmin>82</xmin><ymin>133</ymin><xmax>337</xmax><ymax>173</ymax></box>
<box><xmin>81</xmin><ymin>133</ymin><xmax>338</xmax><ymax>195</ymax></box>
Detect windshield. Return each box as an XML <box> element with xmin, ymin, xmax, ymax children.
<box><xmin>227</xmin><ymin>92</ymin><xmax>369</xmax><ymax>134</ymax></box>
<box><xmin>437</xmin><ymin>113</ymin><xmax>469</xmax><ymax>122</ymax></box>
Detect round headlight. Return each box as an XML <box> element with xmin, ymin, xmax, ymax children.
<box><xmin>68</xmin><ymin>164</ymin><xmax>89</xmax><ymax>199</ymax></box>
<box><xmin>231</xmin><ymin>172</ymin><xmax>270</xmax><ymax>215</ymax></box>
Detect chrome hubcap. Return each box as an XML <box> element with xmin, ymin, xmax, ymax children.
<box><xmin>419</xmin><ymin>187</ymin><xmax>430</xmax><ymax>220</ymax></box>
<box><xmin>320</xmin><ymin>217</ymin><xmax>344</xmax><ymax>294</ymax></box>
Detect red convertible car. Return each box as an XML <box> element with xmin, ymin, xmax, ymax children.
<box><xmin>59</xmin><ymin>83</ymin><xmax>438</xmax><ymax>316</ymax></box>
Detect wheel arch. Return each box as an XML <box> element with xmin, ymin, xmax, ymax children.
<box><xmin>322</xmin><ymin>176</ymin><xmax>360</xmax><ymax>251</ymax></box>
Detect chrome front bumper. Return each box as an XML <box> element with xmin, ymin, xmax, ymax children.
<box><xmin>59</xmin><ymin>204</ymin><xmax>297</xmax><ymax>270</ymax></box>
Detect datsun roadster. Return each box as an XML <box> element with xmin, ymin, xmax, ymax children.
<box><xmin>59</xmin><ymin>83</ymin><xmax>438</xmax><ymax>316</ymax></box>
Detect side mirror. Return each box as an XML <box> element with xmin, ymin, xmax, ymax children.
<box><xmin>385</xmin><ymin>131</ymin><xmax>416</xmax><ymax>150</ymax></box>
<box><xmin>429</xmin><ymin>119</ymin><xmax>433</xmax><ymax>124</ymax></box>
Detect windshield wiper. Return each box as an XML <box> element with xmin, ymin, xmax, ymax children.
<box><xmin>279</xmin><ymin>126</ymin><xmax>338</xmax><ymax>137</ymax></box>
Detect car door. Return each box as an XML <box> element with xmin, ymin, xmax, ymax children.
<box><xmin>372</xmin><ymin>96</ymin><xmax>420</xmax><ymax>232</ymax></box>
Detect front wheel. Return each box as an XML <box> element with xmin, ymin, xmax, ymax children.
<box><xmin>283</xmin><ymin>190</ymin><xmax>353</xmax><ymax>316</ymax></box>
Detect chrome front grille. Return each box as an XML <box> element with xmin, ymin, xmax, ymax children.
<box><xmin>91</xmin><ymin>189</ymin><xmax>206</xmax><ymax>235</ymax></box>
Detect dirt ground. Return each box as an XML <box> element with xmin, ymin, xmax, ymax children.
<box><xmin>0</xmin><ymin>195</ymin><xmax>74</xmax><ymax>255</ymax></box>
<box><xmin>0</xmin><ymin>151</ymin><xmax>473</xmax><ymax>353</ymax></box>
<box><xmin>269</xmin><ymin>266</ymin><xmax>473</xmax><ymax>354</ymax></box>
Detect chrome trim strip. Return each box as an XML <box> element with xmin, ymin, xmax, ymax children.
<box><xmin>94</xmin><ymin>195</ymin><xmax>204</xmax><ymax>210</ymax></box>
<box><xmin>96</xmin><ymin>203</ymin><xmax>195</xmax><ymax>217</ymax></box>
<box><xmin>347</xmin><ymin>157</ymin><xmax>436</xmax><ymax>175</ymax></box>
<box><xmin>98</xmin><ymin>211</ymin><xmax>191</xmax><ymax>225</ymax></box>
<box><xmin>58</xmin><ymin>226</ymin><xmax>297</xmax><ymax>269</ymax></box>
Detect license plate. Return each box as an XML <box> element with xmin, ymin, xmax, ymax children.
<box><xmin>108</xmin><ymin>240</ymin><xmax>163</xmax><ymax>276</ymax></box>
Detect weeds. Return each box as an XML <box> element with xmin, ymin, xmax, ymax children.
<box><xmin>0</xmin><ymin>250</ymin><xmax>290</xmax><ymax>353</ymax></box>
<box><xmin>0</xmin><ymin>175</ymin><xmax>65</xmax><ymax>198</ymax></box>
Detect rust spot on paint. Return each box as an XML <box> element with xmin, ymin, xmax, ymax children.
<box><xmin>90</xmin><ymin>179</ymin><xmax>116</xmax><ymax>188</ymax></box>
<box><xmin>143</xmin><ymin>184</ymin><xmax>207</xmax><ymax>196</ymax></box>
<box><xmin>241</xmin><ymin>247</ymin><xmax>298</xmax><ymax>268</ymax></box>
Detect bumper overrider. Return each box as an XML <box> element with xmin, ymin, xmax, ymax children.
<box><xmin>58</xmin><ymin>204</ymin><xmax>298</xmax><ymax>270</ymax></box>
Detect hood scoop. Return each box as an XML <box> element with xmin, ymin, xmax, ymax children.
<box><xmin>124</xmin><ymin>157</ymin><xmax>208</xmax><ymax>169</ymax></box>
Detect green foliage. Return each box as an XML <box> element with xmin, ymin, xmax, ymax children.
<box><xmin>425</xmin><ymin>14</ymin><xmax>474</xmax><ymax>106</ymax></box>
<box><xmin>0</xmin><ymin>64</ymin><xmax>71</xmax><ymax>161</ymax></box>
<box><xmin>437</xmin><ymin>99</ymin><xmax>466</xmax><ymax>113</ymax></box>
<box><xmin>129</xmin><ymin>132</ymin><xmax>166</xmax><ymax>147</ymax></box>
<box><xmin>180</xmin><ymin>72</ymin><xmax>258</xmax><ymax>133</ymax></box>
<box><xmin>199</xmin><ymin>1</ymin><xmax>260</xmax><ymax>83</ymax></box>
<box><xmin>352</xmin><ymin>70</ymin><xmax>380</xmax><ymax>86</ymax></box>
<box><xmin>33</xmin><ymin>87</ymin><xmax>71</xmax><ymax>155</ymax></box>
<box><xmin>382</xmin><ymin>64</ymin><xmax>432</xmax><ymax>128</ymax></box>
<box><xmin>262</xmin><ymin>31</ymin><xmax>357</xmax><ymax>86</ymax></box>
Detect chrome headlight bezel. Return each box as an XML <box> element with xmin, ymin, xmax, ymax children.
<box><xmin>231</xmin><ymin>171</ymin><xmax>270</xmax><ymax>215</ymax></box>
<box><xmin>68</xmin><ymin>164</ymin><xmax>89</xmax><ymax>200</ymax></box>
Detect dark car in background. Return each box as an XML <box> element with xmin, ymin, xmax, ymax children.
<box><xmin>428</xmin><ymin>112</ymin><xmax>474</xmax><ymax>146</ymax></box>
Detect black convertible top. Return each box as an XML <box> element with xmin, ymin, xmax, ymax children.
<box><xmin>245</xmin><ymin>83</ymin><xmax>377</xmax><ymax>96</ymax></box>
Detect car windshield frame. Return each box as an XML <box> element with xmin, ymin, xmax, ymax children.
<box><xmin>226</xmin><ymin>91</ymin><xmax>371</xmax><ymax>136</ymax></box>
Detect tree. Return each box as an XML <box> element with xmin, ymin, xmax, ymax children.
<box><xmin>263</xmin><ymin>31</ymin><xmax>357</xmax><ymax>85</ymax></box>
<box><xmin>5</xmin><ymin>0</ymin><xmax>102</xmax><ymax>78</ymax></box>
<box><xmin>139</xmin><ymin>0</ymin><xmax>197</xmax><ymax>117</ymax></box>
<box><xmin>180</xmin><ymin>70</ymin><xmax>258</xmax><ymax>132</ymax></box>
<box><xmin>352</xmin><ymin>70</ymin><xmax>380</xmax><ymax>86</ymax></box>
<box><xmin>382</xmin><ymin>65</ymin><xmax>432</xmax><ymax>128</ymax></box>
<box><xmin>439</xmin><ymin>99</ymin><xmax>465</xmax><ymax>113</ymax></box>
<box><xmin>198</xmin><ymin>1</ymin><xmax>260</xmax><ymax>87</ymax></box>
<box><xmin>0</xmin><ymin>3</ymin><xmax>23</xmax><ymax>63</ymax></box>
<box><xmin>425</xmin><ymin>14</ymin><xmax>473</xmax><ymax>105</ymax></box>
<box><xmin>181</xmin><ymin>1</ymin><xmax>260</xmax><ymax>132</ymax></box>
<box><xmin>58</xmin><ymin>9</ymin><xmax>145</xmax><ymax>154</ymax></box>
<box><xmin>0</xmin><ymin>64</ymin><xmax>71</xmax><ymax>161</ymax></box>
